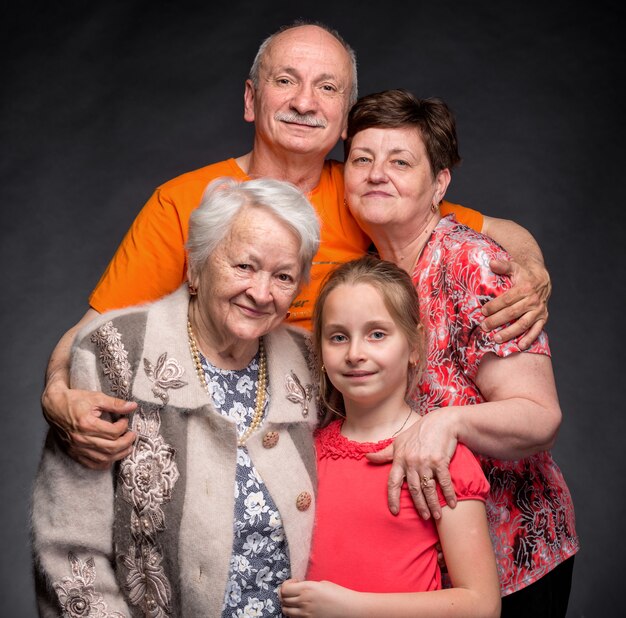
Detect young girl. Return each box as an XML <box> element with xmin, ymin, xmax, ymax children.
<box><xmin>280</xmin><ymin>255</ymin><xmax>501</xmax><ymax>618</ymax></box>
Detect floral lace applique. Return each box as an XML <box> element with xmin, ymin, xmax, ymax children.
<box><xmin>54</xmin><ymin>552</ymin><xmax>125</xmax><ymax>618</ymax></box>
<box><xmin>90</xmin><ymin>322</ymin><xmax>183</xmax><ymax>617</ymax></box>
<box><xmin>91</xmin><ymin>322</ymin><xmax>132</xmax><ymax>400</ymax></box>
<box><xmin>315</xmin><ymin>420</ymin><xmax>393</xmax><ymax>460</ymax></box>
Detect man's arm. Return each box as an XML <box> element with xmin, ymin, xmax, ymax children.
<box><xmin>481</xmin><ymin>215</ymin><xmax>551</xmax><ymax>350</ymax></box>
<box><xmin>41</xmin><ymin>308</ymin><xmax>136</xmax><ymax>469</ymax></box>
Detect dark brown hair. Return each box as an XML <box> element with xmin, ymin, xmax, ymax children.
<box><xmin>345</xmin><ymin>89</ymin><xmax>461</xmax><ymax>177</ymax></box>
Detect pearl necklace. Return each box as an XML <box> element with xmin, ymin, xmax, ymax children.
<box><xmin>187</xmin><ymin>319</ymin><xmax>267</xmax><ymax>446</ymax></box>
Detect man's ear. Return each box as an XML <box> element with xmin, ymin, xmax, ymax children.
<box><xmin>244</xmin><ymin>80</ymin><xmax>256</xmax><ymax>123</ymax></box>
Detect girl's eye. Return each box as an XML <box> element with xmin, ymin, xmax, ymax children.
<box><xmin>370</xmin><ymin>331</ymin><xmax>386</xmax><ymax>340</ymax></box>
<box><xmin>330</xmin><ymin>334</ymin><xmax>347</xmax><ymax>343</ymax></box>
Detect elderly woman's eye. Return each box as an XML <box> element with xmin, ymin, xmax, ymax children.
<box><xmin>237</xmin><ymin>263</ymin><xmax>251</xmax><ymax>270</ymax></box>
<box><xmin>277</xmin><ymin>273</ymin><xmax>294</xmax><ymax>283</ymax></box>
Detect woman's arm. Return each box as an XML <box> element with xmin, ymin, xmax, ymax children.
<box><xmin>374</xmin><ymin>351</ymin><xmax>561</xmax><ymax>519</ymax></box>
<box><xmin>280</xmin><ymin>500</ymin><xmax>500</xmax><ymax>618</ymax></box>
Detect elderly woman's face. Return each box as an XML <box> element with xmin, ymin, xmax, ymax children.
<box><xmin>191</xmin><ymin>208</ymin><xmax>302</xmax><ymax>343</ymax></box>
<box><xmin>344</xmin><ymin>126</ymin><xmax>442</xmax><ymax>233</ymax></box>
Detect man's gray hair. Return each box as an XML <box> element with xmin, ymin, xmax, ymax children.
<box><xmin>248</xmin><ymin>20</ymin><xmax>358</xmax><ymax>106</ymax></box>
<box><xmin>186</xmin><ymin>177</ymin><xmax>321</xmax><ymax>283</ymax></box>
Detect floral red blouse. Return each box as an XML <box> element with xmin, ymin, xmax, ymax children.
<box><xmin>411</xmin><ymin>215</ymin><xmax>579</xmax><ymax>596</ymax></box>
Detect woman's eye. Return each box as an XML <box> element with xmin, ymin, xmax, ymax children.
<box><xmin>351</xmin><ymin>156</ymin><xmax>371</xmax><ymax>164</ymax></box>
<box><xmin>392</xmin><ymin>159</ymin><xmax>409</xmax><ymax>167</ymax></box>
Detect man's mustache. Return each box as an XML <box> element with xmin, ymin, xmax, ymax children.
<box><xmin>274</xmin><ymin>112</ymin><xmax>327</xmax><ymax>128</ymax></box>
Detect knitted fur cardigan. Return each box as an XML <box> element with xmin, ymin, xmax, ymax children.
<box><xmin>32</xmin><ymin>286</ymin><xmax>318</xmax><ymax>617</ymax></box>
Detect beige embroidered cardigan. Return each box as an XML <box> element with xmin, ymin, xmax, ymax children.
<box><xmin>32</xmin><ymin>286</ymin><xmax>318</xmax><ymax>617</ymax></box>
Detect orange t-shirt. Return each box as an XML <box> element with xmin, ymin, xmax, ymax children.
<box><xmin>89</xmin><ymin>158</ymin><xmax>483</xmax><ymax>330</ymax></box>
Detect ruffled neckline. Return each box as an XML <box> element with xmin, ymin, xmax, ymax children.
<box><xmin>315</xmin><ymin>420</ymin><xmax>394</xmax><ymax>460</ymax></box>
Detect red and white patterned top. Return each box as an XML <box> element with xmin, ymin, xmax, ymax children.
<box><xmin>412</xmin><ymin>215</ymin><xmax>579</xmax><ymax>595</ymax></box>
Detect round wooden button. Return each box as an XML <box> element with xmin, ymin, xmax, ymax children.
<box><xmin>296</xmin><ymin>491</ymin><xmax>312</xmax><ymax>511</ymax></box>
<box><xmin>262</xmin><ymin>431</ymin><xmax>279</xmax><ymax>448</ymax></box>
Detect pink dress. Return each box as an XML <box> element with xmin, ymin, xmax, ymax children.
<box><xmin>307</xmin><ymin>420</ymin><xmax>490</xmax><ymax>592</ymax></box>
<box><xmin>412</xmin><ymin>214</ymin><xmax>579</xmax><ymax>595</ymax></box>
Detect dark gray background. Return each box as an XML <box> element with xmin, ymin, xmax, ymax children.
<box><xmin>3</xmin><ymin>1</ymin><xmax>624</xmax><ymax>616</ymax></box>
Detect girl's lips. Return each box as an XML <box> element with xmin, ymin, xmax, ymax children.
<box><xmin>343</xmin><ymin>370</ymin><xmax>376</xmax><ymax>378</ymax></box>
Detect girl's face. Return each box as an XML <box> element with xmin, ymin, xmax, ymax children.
<box><xmin>320</xmin><ymin>282</ymin><xmax>416</xmax><ymax>410</ymax></box>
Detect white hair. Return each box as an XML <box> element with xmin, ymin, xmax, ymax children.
<box><xmin>248</xmin><ymin>20</ymin><xmax>358</xmax><ymax>106</ymax></box>
<box><xmin>186</xmin><ymin>177</ymin><xmax>321</xmax><ymax>282</ymax></box>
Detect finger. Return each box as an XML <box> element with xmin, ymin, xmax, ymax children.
<box><xmin>75</xmin><ymin>415</ymin><xmax>132</xmax><ymax>440</ymax></box>
<box><xmin>97</xmin><ymin>396</ymin><xmax>137</xmax><ymax>416</ymax></box>
<box><xmin>386</xmin><ymin>462</ymin><xmax>407</xmax><ymax>515</ymax></box>
<box><xmin>435</xmin><ymin>468</ymin><xmax>457</xmax><ymax>509</ymax></box>
<box><xmin>420</xmin><ymin>475</ymin><xmax>442</xmax><ymax>520</ymax></box>
<box><xmin>365</xmin><ymin>444</ymin><xmax>393</xmax><ymax>464</ymax></box>
<box><xmin>481</xmin><ymin>288</ymin><xmax>527</xmax><ymax>323</ymax></box>
<box><xmin>70</xmin><ymin>449</ymin><xmax>116</xmax><ymax>470</ymax></box>
<box><xmin>69</xmin><ymin>429</ymin><xmax>136</xmax><ymax>456</ymax></box>
<box><xmin>517</xmin><ymin>318</ymin><xmax>546</xmax><ymax>350</ymax></box>
<box><xmin>491</xmin><ymin>309</ymin><xmax>542</xmax><ymax>343</ymax></box>
<box><xmin>488</xmin><ymin>258</ymin><xmax>516</xmax><ymax>276</ymax></box>
<box><xmin>405</xmin><ymin>468</ymin><xmax>431</xmax><ymax>520</ymax></box>
<box><xmin>482</xmin><ymin>294</ymin><xmax>539</xmax><ymax>332</ymax></box>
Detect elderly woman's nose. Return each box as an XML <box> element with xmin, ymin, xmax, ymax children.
<box><xmin>248</xmin><ymin>274</ymin><xmax>273</xmax><ymax>304</ymax></box>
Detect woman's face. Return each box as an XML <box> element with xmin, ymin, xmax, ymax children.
<box><xmin>191</xmin><ymin>207</ymin><xmax>302</xmax><ymax>343</ymax></box>
<box><xmin>344</xmin><ymin>126</ymin><xmax>447</xmax><ymax>234</ymax></box>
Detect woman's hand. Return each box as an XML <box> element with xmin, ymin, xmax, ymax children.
<box><xmin>42</xmin><ymin>379</ymin><xmax>136</xmax><ymax>469</ymax></box>
<box><xmin>366</xmin><ymin>409</ymin><xmax>460</xmax><ymax>519</ymax></box>
<box><xmin>280</xmin><ymin>579</ymin><xmax>358</xmax><ymax>618</ymax></box>
<box><xmin>481</xmin><ymin>258</ymin><xmax>551</xmax><ymax>350</ymax></box>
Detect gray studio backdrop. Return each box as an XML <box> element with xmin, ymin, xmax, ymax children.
<box><xmin>3</xmin><ymin>2</ymin><xmax>623</xmax><ymax>616</ymax></box>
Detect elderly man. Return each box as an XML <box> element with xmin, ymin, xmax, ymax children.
<box><xmin>42</xmin><ymin>22</ymin><xmax>551</xmax><ymax>476</ymax></box>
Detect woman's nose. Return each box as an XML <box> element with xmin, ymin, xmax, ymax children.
<box><xmin>367</xmin><ymin>160</ymin><xmax>388</xmax><ymax>183</ymax></box>
<box><xmin>248</xmin><ymin>275</ymin><xmax>272</xmax><ymax>305</ymax></box>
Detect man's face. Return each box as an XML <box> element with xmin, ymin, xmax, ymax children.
<box><xmin>244</xmin><ymin>25</ymin><xmax>353</xmax><ymax>160</ymax></box>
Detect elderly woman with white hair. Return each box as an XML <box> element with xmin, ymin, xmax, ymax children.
<box><xmin>32</xmin><ymin>177</ymin><xmax>321</xmax><ymax>618</ymax></box>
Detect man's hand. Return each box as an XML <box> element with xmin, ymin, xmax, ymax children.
<box><xmin>280</xmin><ymin>579</ymin><xmax>357</xmax><ymax>618</ymax></box>
<box><xmin>366</xmin><ymin>410</ymin><xmax>459</xmax><ymax>519</ymax></box>
<box><xmin>481</xmin><ymin>258</ymin><xmax>551</xmax><ymax>350</ymax></box>
<box><xmin>42</xmin><ymin>380</ymin><xmax>136</xmax><ymax>469</ymax></box>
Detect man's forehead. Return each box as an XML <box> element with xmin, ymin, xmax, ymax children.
<box><xmin>262</xmin><ymin>27</ymin><xmax>351</xmax><ymax>76</ymax></box>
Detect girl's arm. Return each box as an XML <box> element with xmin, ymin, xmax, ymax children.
<box><xmin>280</xmin><ymin>500</ymin><xmax>500</xmax><ymax>618</ymax></box>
